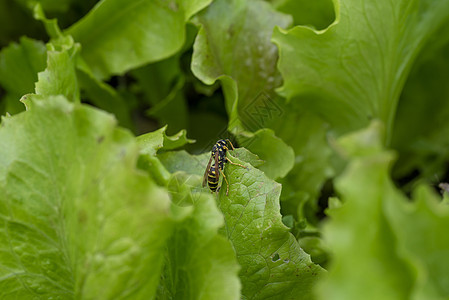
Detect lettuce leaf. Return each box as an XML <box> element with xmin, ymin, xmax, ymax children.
<box><xmin>159</xmin><ymin>149</ymin><xmax>325</xmax><ymax>299</ymax></box>
<box><xmin>0</xmin><ymin>37</ymin><xmax>46</xmax><ymax>114</ymax></box>
<box><xmin>319</xmin><ymin>122</ymin><xmax>449</xmax><ymax>300</ymax></box>
<box><xmin>192</xmin><ymin>0</ymin><xmax>294</xmax><ymax>179</ymax></box>
<box><xmin>391</xmin><ymin>41</ymin><xmax>449</xmax><ymax>183</ymax></box>
<box><xmin>273</xmin><ymin>0</ymin><xmax>449</xmax><ymax>141</ymax></box>
<box><xmin>0</xmin><ymin>95</ymin><xmax>173</xmax><ymax>298</ymax></box>
<box><xmin>66</xmin><ymin>0</ymin><xmax>212</xmax><ymax>78</ymax></box>
<box><xmin>35</xmin><ymin>43</ymin><xmax>80</xmax><ymax>103</ymax></box>
<box><xmin>156</xmin><ymin>173</ymin><xmax>241</xmax><ymax>299</ymax></box>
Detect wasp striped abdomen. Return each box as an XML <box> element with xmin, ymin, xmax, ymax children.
<box><xmin>207</xmin><ymin>165</ymin><xmax>219</xmax><ymax>192</ymax></box>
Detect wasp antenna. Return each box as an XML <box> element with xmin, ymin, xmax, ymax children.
<box><xmin>225</xmin><ymin>139</ymin><xmax>236</xmax><ymax>151</ymax></box>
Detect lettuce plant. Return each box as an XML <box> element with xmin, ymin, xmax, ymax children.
<box><xmin>0</xmin><ymin>0</ymin><xmax>448</xmax><ymax>299</ymax></box>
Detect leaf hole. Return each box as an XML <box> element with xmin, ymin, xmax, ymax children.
<box><xmin>271</xmin><ymin>253</ymin><xmax>280</xmax><ymax>262</ymax></box>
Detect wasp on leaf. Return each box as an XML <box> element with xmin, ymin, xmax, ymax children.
<box><xmin>203</xmin><ymin>139</ymin><xmax>247</xmax><ymax>195</ymax></box>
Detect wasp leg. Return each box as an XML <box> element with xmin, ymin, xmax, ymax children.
<box><xmin>219</xmin><ymin>169</ymin><xmax>230</xmax><ymax>195</ymax></box>
<box><xmin>226</xmin><ymin>156</ymin><xmax>247</xmax><ymax>169</ymax></box>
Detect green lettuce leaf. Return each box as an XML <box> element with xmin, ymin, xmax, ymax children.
<box><xmin>0</xmin><ymin>37</ymin><xmax>46</xmax><ymax>96</ymax></box>
<box><xmin>391</xmin><ymin>41</ymin><xmax>449</xmax><ymax>184</ymax></box>
<box><xmin>130</xmin><ymin>24</ymin><xmax>198</xmax><ymax>135</ymax></box>
<box><xmin>146</xmin><ymin>78</ymin><xmax>188</xmax><ymax>136</ymax></box>
<box><xmin>238</xmin><ymin>128</ymin><xmax>294</xmax><ymax>179</ymax></box>
<box><xmin>137</xmin><ymin>125</ymin><xmax>194</xmax><ymax>157</ymax></box>
<box><xmin>218</xmin><ymin>151</ymin><xmax>324</xmax><ymax>299</ymax></box>
<box><xmin>319</xmin><ymin>122</ymin><xmax>414</xmax><ymax>299</ymax></box>
<box><xmin>268</xmin><ymin>102</ymin><xmax>333</xmax><ymax>225</ymax></box>
<box><xmin>159</xmin><ymin>150</ymin><xmax>210</xmax><ymax>177</ymax></box>
<box><xmin>76</xmin><ymin>61</ymin><xmax>134</xmax><ymax>129</ymax></box>
<box><xmin>0</xmin><ymin>95</ymin><xmax>173</xmax><ymax>298</ymax></box>
<box><xmin>33</xmin><ymin>3</ymin><xmax>134</xmax><ymax>128</ymax></box>
<box><xmin>273</xmin><ymin>0</ymin><xmax>449</xmax><ymax>141</ymax></box>
<box><xmin>131</xmin><ymin>55</ymin><xmax>182</xmax><ymax>108</ymax></box>
<box><xmin>35</xmin><ymin>43</ymin><xmax>80</xmax><ymax>103</ymax></box>
<box><xmin>156</xmin><ymin>173</ymin><xmax>241</xmax><ymax>299</ymax></box>
<box><xmin>131</xmin><ymin>56</ymin><xmax>188</xmax><ymax>134</ymax></box>
<box><xmin>158</xmin><ymin>147</ymin><xmax>263</xmax><ymax>178</ymax></box>
<box><xmin>192</xmin><ymin>0</ymin><xmax>333</xmax><ymax>217</ymax></box>
<box><xmin>159</xmin><ymin>148</ymin><xmax>325</xmax><ymax>299</ymax></box>
<box><xmin>191</xmin><ymin>0</ymin><xmax>294</xmax><ymax>179</ymax></box>
<box><xmin>192</xmin><ymin>0</ymin><xmax>291</xmax><ymax>118</ymax></box>
<box><xmin>387</xmin><ymin>185</ymin><xmax>449</xmax><ymax>299</ymax></box>
<box><xmin>66</xmin><ymin>0</ymin><xmax>212</xmax><ymax>78</ymax></box>
<box><xmin>33</xmin><ymin>3</ymin><xmax>72</xmax><ymax>45</ymax></box>
<box><xmin>0</xmin><ymin>37</ymin><xmax>46</xmax><ymax>114</ymax></box>
<box><xmin>319</xmin><ymin>121</ymin><xmax>449</xmax><ymax>300</ymax></box>
<box><xmin>33</xmin><ymin>3</ymin><xmax>81</xmax><ymax>103</ymax></box>
<box><xmin>137</xmin><ymin>139</ymin><xmax>241</xmax><ymax>299</ymax></box>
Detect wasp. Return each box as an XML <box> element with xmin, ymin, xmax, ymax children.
<box><xmin>203</xmin><ymin>139</ymin><xmax>246</xmax><ymax>195</ymax></box>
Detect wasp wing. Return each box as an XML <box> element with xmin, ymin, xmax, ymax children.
<box><xmin>202</xmin><ymin>155</ymin><xmax>213</xmax><ymax>187</ymax></box>
<box><xmin>214</xmin><ymin>151</ymin><xmax>220</xmax><ymax>181</ymax></box>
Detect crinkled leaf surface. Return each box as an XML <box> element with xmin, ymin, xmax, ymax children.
<box><xmin>273</xmin><ymin>0</ymin><xmax>449</xmax><ymax>140</ymax></box>
<box><xmin>192</xmin><ymin>0</ymin><xmax>332</xmax><ymax>216</ymax></box>
<box><xmin>134</xmin><ymin>139</ymin><xmax>241</xmax><ymax>299</ymax></box>
<box><xmin>35</xmin><ymin>43</ymin><xmax>80</xmax><ymax>103</ymax></box>
<box><xmin>66</xmin><ymin>0</ymin><xmax>212</xmax><ymax>78</ymax></box>
<box><xmin>138</xmin><ymin>126</ymin><xmax>166</xmax><ymax>156</ymax></box>
<box><xmin>239</xmin><ymin>128</ymin><xmax>294</xmax><ymax>179</ymax></box>
<box><xmin>161</xmin><ymin>128</ymin><xmax>195</xmax><ymax>151</ymax></box>
<box><xmin>159</xmin><ymin>150</ymin><xmax>209</xmax><ymax>177</ymax></box>
<box><xmin>34</xmin><ymin>3</ymin><xmax>135</xmax><ymax>128</ymax></box>
<box><xmin>156</xmin><ymin>175</ymin><xmax>241</xmax><ymax>300</ymax></box>
<box><xmin>159</xmin><ymin>149</ymin><xmax>325</xmax><ymax>299</ymax></box>
<box><xmin>0</xmin><ymin>95</ymin><xmax>173</xmax><ymax>299</ymax></box>
<box><xmin>192</xmin><ymin>0</ymin><xmax>294</xmax><ymax>179</ymax></box>
<box><xmin>231</xmin><ymin>148</ymin><xmax>264</xmax><ymax>169</ymax></box>
<box><xmin>33</xmin><ymin>5</ymin><xmax>80</xmax><ymax>103</ymax></box>
<box><xmin>158</xmin><ymin>147</ymin><xmax>263</xmax><ymax>177</ymax></box>
<box><xmin>319</xmin><ymin>122</ymin><xmax>414</xmax><ymax>300</ymax></box>
<box><xmin>192</xmin><ymin>0</ymin><xmax>291</xmax><ymax>118</ymax></box>
<box><xmin>137</xmin><ymin>125</ymin><xmax>194</xmax><ymax>157</ymax></box>
<box><xmin>319</xmin><ymin>121</ymin><xmax>449</xmax><ymax>300</ymax></box>
<box><xmin>218</xmin><ymin>153</ymin><xmax>324</xmax><ymax>299</ymax></box>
